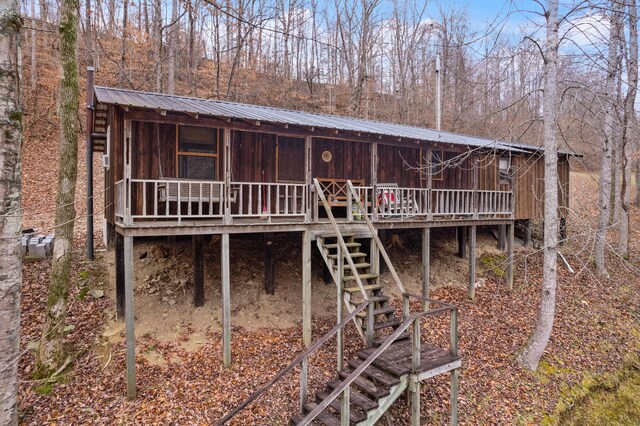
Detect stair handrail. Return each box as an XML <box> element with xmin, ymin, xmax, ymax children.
<box><xmin>346</xmin><ymin>180</ymin><xmax>406</xmax><ymax>297</ymax></box>
<box><xmin>313</xmin><ymin>178</ymin><xmax>370</xmax><ymax>304</ymax></box>
<box><xmin>299</xmin><ymin>302</ymin><xmax>458</xmax><ymax>426</ymax></box>
<box><xmin>216</xmin><ymin>302</ymin><xmax>369</xmax><ymax>425</ymax></box>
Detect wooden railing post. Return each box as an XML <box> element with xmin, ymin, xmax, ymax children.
<box><xmin>450</xmin><ymin>307</ymin><xmax>458</xmax><ymax>357</ymax></box>
<box><xmin>300</xmin><ymin>358</ymin><xmax>308</xmax><ymax>412</ymax></box>
<box><xmin>411</xmin><ymin>316</ymin><xmax>421</xmax><ymax>426</ymax></box>
<box><xmin>341</xmin><ymin>386</ymin><xmax>350</xmax><ymax>426</ymax></box>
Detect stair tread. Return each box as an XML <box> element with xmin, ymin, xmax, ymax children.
<box><xmin>347</xmin><ymin>359</ymin><xmax>401</xmax><ymax>387</ymax></box>
<box><xmin>337</xmin><ymin>369</ymin><xmax>390</xmax><ymax>399</ymax></box>
<box><xmin>362</xmin><ymin>318</ymin><xmax>401</xmax><ymax>331</ymax></box>
<box><xmin>318</xmin><ymin>387</ymin><xmax>378</xmax><ymax>412</ymax></box>
<box><xmin>334</xmin><ymin>262</ymin><xmax>371</xmax><ymax>269</ymax></box>
<box><xmin>316</xmin><ymin>388</ymin><xmax>366</xmax><ymax>423</ymax></box>
<box><xmin>328</xmin><ymin>252</ymin><xmax>367</xmax><ymax>259</ymax></box>
<box><xmin>350</xmin><ymin>295</ymin><xmax>389</xmax><ymax>305</ymax></box>
<box><xmin>299</xmin><ymin>402</ymin><xmax>341</xmax><ymax>426</ymax></box>
<box><xmin>343</xmin><ymin>275</ymin><xmax>379</xmax><ymax>282</ymax></box>
<box><xmin>372</xmin><ymin>331</ymin><xmax>411</xmax><ymax>347</ymax></box>
<box><xmin>323</xmin><ymin>242</ymin><xmax>361</xmax><ymax>249</ymax></box>
<box><xmin>356</xmin><ymin>306</ymin><xmax>396</xmax><ymax>318</ymax></box>
<box><xmin>344</xmin><ymin>284</ymin><xmax>381</xmax><ymax>294</ymax></box>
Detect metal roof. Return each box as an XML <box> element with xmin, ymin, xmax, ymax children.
<box><xmin>94</xmin><ymin>86</ymin><xmax>548</xmax><ymax>154</ymax></box>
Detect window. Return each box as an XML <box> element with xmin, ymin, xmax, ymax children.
<box><xmin>499</xmin><ymin>156</ymin><xmax>512</xmax><ymax>184</ymax></box>
<box><xmin>430</xmin><ymin>150</ymin><xmax>444</xmax><ymax>180</ymax></box>
<box><xmin>177</xmin><ymin>126</ymin><xmax>218</xmax><ymax>180</ymax></box>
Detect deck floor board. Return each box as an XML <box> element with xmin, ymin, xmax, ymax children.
<box><xmin>357</xmin><ymin>340</ymin><xmax>459</xmax><ymax>377</ymax></box>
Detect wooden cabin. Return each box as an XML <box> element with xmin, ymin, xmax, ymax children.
<box><xmin>86</xmin><ymin>72</ymin><xmax>574</xmax><ymax>424</ymax></box>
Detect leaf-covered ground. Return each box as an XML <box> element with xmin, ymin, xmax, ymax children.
<box><xmin>17</xmin><ymin>172</ymin><xmax>640</xmax><ymax>425</ymax></box>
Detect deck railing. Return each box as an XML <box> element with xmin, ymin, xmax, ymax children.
<box><xmin>232</xmin><ymin>181</ymin><xmax>308</xmax><ymax>221</ymax></box>
<box><xmin>114</xmin><ymin>178</ymin><xmax>513</xmax><ymax>226</ymax></box>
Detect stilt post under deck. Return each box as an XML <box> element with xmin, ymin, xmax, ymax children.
<box><xmin>497</xmin><ymin>224</ymin><xmax>506</xmax><ymax>251</ymax></box>
<box><xmin>221</xmin><ymin>232</ymin><xmax>231</xmax><ymax>367</ymax></box>
<box><xmin>468</xmin><ymin>225</ymin><xmax>477</xmax><ymax>300</ymax></box>
<box><xmin>422</xmin><ymin>228</ymin><xmax>430</xmax><ymax>310</ymax></box>
<box><xmin>115</xmin><ymin>232</ymin><xmax>125</xmax><ymax>320</ymax></box>
<box><xmin>124</xmin><ymin>236</ymin><xmax>136</xmax><ymax>400</ymax></box>
<box><xmin>302</xmin><ymin>231</ymin><xmax>312</xmax><ymax>347</ymax></box>
<box><xmin>507</xmin><ymin>222</ymin><xmax>514</xmax><ymax>290</ymax></box>
<box><xmin>457</xmin><ymin>226</ymin><xmax>467</xmax><ymax>258</ymax></box>
<box><xmin>193</xmin><ymin>235</ymin><xmax>205</xmax><ymax>307</ymax></box>
<box><xmin>524</xmin><ymin>220</ymin><xmax>532</xmax><ymax>246</ymax></box>
<box><xmin>264</xmin><ymin>233</ymin><xmax>275</xmax><ymax>295</ymax></box>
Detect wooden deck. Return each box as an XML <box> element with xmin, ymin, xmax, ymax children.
<box><xmin>358</xmin><ymin>340</ymin><xmax>461</xmax><ymax>379</ymax></box>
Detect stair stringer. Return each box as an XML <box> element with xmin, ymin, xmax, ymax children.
<box><xmin>316</xmin><ymin>237</ymin><xmax>367</xmax><ymax>343</ymax></box>
<box><xmin>355</xmin><ymin>374</ymin><xmax>409</xmax><ymax>426</ymax></box>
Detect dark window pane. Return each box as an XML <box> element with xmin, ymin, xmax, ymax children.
<box><xmin>178</xmin><ymin>126</ymin><xmax>217</xmax><ymax>154</ymax></box>
<box><xmin>178</xmin><ymin>155</ymin><xmax>216</xmax><ymax>180</ymax></box>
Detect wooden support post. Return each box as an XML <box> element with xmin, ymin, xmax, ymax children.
<box><xmin>422</xmin><ymin>228</ymin><xmax>430</xmax><ymax>310</ymax></box>
<box><xmin>264</xmin><ymin>233</ymin><xmax>275</xmax><ymax>294</ymax></box>
<box><xmin>451</xmin><ymin>369</ymin><xmax>459</xmax><ymax>426</ymax></box>
<box><xmin>115</xmin><ymin>232</ymin><xmax>125</xmax><ymax>321</ymax></box>
<box><xmin>524</xmin><ymin>220</ymin><xmax>532</xmax><ymax>246</ymax></box>
<box><xmin>507</xmin><ymin>222</ymin><xmax>514</xmax><ymax>290</ymax></box>
<box><xmin>302</xmin><ymin>231</ymin><xmax>312</xmax><ymax>347</ymax></box>
<box><xmin>221</xmin><ymin>233</ymin><xmax>231</xmax><ymax>367</ymax></box>
<box><xmin>124</xmin><ymin>236</ymin><xmax>136</xmax><ymax>400</ymax></box>
<box><xmin>223</xmin><ymin>128</ymin><xmax>232</xmax><ymax>225</ymax></box>
<box><xmin>193</xmin><ymin>235</ymin><xmax>205</xmax><ymax>307</ymax></box>
<box><xmin>456</xmin><ymin>226</ymin><xmax>467</xmax><ymax>258</ymax></box>
<box><xmin>411</xmin><ymin>380</ymin><xmax>421</xmax><ymax>426</ymax></box>
<box><xmin>497</xmin><ymin>225</ymin><xmax>506</xmax><ymax>251</ymax></box>
<box><xmin>560</xmin><ymin>217</ymin><xmax>567</xmax><ymax>244</ymax></box>
<box><xmin>468</xmin><ymin>225</ymin><xmax>477</xmax><ymax>300</ymax></box>
<box><xmin>337</xmin><ymin>245</ymin><xmax>344</xmax><ymax>371</ymax></box>
<box><xmin>378</xmin><ymin>230</ymin><xmax>387</xmax><ymax>275</ymax></box>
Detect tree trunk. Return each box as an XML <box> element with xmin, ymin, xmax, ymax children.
<box><xmin>595</xmin><ymin>0</ymin><xmax>623</xmax><ymax>278</ymax></box>
<box><xmin>38</xmin><ymin>0</ymin><xmax>80</xmax><ymax>374</ymax></box>
<box><xmin>635</xmin><ymin>159</ymin><xmax>640</xmax><ymax>206</ymax></box>
<box><xmin>516</xmin><ymin>0</ymin><xmax>559</xmax><ymax>371</ymax></box>
<box><xmin>0</xmin><ymin>1</ymin><xmax>22</xmax><ymax>423</ymax></box>
<box><xmin>154</xmin><ymin>0</ymin><xmax>162</xmax><ymax>92</ymax></box>
<box><xmin>30</xmin><ymin>0</ymin><xmax>37</xmax><ymax>92</ymax></box>
<box><xmin>618</xmin><ymin>0</ymin><xmax>637</xmax><ymax>257</ymax></box>
<box><xmin>167</xmin><ymin>0</ymin><xmax>178</xmax><ymax>94</ymax></box>
<box><xmin>119</xmin><ymin>0</ymin><xmax>128</xmax><ymax>85</ymax></box>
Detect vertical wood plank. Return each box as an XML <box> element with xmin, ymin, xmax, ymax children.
<box><xmin>305</xmin><ymin>136</ymin><xmax>312</xmax><ymax>222</ymax></box>
<box><xmin>193</xmin><ymin>235</ymin><xmax>205</xmax><ymax>306</ymax></box>
<box><xmin>124</xmin><ymin>236</ymin><xmax>136</xmax><ymax>400</ymax></box>
<box><xmin>223</xmin><ymin>128</ymin><xmax>232</xmax><ymax>224</ymax></box>
<box><xmin>422</xmin><ymin>227</ymin><xmax>430</xmax><ymax>311</ymax></box>
<box><xmin>302</xmin><ymin>230</ymin><xmax>312</xmax><ymax>347</ymax></box>
<box><xmin>468</xmin><ymin>225</ymin><xmax>477</xmax><ymax>300</ymax></box>
<box><xmin>221</xmin><ymin>232</ymin><xmax>231</xmax><ymax>367</ymax></box>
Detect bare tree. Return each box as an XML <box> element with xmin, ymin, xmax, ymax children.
<box><xmin>168</xmin><ymin>0</ymin><xmax>178</xmax><ymax>94</ymax></box>
<box><xmin>38</xmin><ymin>0</ymin><xmax>80</xmax><ymax>373</ymax></box>
<box><xmin>595</xmin><ymin>0</ymin><xmax>623</xmax><ymax>278</ymax></box>
<box><xmin>0</xmin><ymin>0</ymin><xmax>22</xmax><ymax>423</ymax></box>
<box><xmin>618</xmin><ymin>0</ymin><xmax>638</xmax><ymax>257</ymax></box>
<box><xmin>516</xmin><ymin>0</ymin><xmax>560</xmax><ymax>371</ymax></box>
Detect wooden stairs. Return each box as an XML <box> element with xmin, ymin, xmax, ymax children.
<box><xmin>316</xmin><ymin>234</ymin><xmax>409</xmax><ymax>347</ymax></box>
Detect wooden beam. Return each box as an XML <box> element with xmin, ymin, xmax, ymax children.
<box><xmin>497</xmin><ymin>225</ymin><xmax>506</xmax><ymax>251</ymax></box>
<box><xmin>221</xmin><ymin>232</ymin><xmax>231</xmax><ymax>367</ymax></box>
<box><xmin>193</xmin><ymin>234</ymin><xmax>205</xmax><ymax>307</ymax></box>
<box><xmin>223</xmin><ymin>128</ymin><xmax>231</xmax><ymax>225</ymax></box>
<box><xmin>507</xmin><ymin>222</ymin><xmax>514</xmax><ymax>290</ymax></box>
<box><xmin>422</xmin><ymin>228</ymin><xmax>430</xmax><ymax>310</ymax></box>
<box><xmin>468</xmin><ymin>225</ymin><xmax>477</xmax><ymax>300</ymax></box>
<box><xmin>302</xmin><ymin>230</ymin><xmax>312</xmax><ymax>347</ymax></box>
<box><xmin>115</xmin><ymin>232</ymin><xmax>125</xmax><ymax>321</ymax></box>
<box><xmin>411</xmin><ymin>379</ymin><xmax>421</xmax><ymax>426</ymax></box>
<box><xmin>304</xmin><ymin>136</ymin><xmax>312</xmax><ymax>223</ymax></box>
<box><xmin>524</xmin><ymin>220</ymin><xmax>532</xmax><ymax>246</ymax></box>
<box><xmin>124</xmin><ymin>236</ymin><xmax>136</xmax><ymax>400</ymax></box>
<box><xmin>264</xmin><ymin>233</ymin><xmax>275</xmax><ymax>295</ymax></box>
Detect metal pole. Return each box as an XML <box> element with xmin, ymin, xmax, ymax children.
<box><xmin>86</xmin><ymin>67</ymin><xmax>95</xmax><ymax>260</ymax></box>
<box><xmin>436</xmin><ymin>54</ymin><xmax>441</xmax><ymax>131</ymax></box>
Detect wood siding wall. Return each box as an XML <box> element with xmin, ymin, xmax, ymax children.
<box><xmin>313</xmin><ymin>138</ymin><xmax>371</xmax><ymax>184</ymax></box>
<box><xmin>377</xmin><ymin>144</ymin><xmax>423</xmax><ymax>187</ymax></box>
